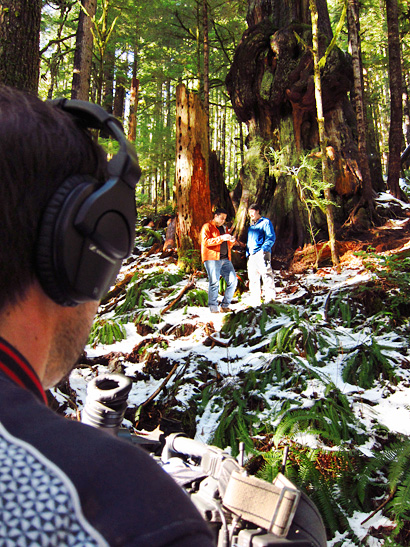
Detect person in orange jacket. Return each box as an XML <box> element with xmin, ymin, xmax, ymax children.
<box><xmin>200</xmin><ymin>208</ymin><xmax>237</xmax><ymax>313</ymax></box>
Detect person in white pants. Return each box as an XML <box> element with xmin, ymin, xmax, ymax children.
<box><xmin>246</xmin><ymin>204</ymin><xmax>276</xmax><ymax>306</ymax></box>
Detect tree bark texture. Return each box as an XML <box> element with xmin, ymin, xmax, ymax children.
<box><xmin>246</xmin><ymin>0</ymin><xmax>332</xmax><ymax>36</ymax></box>
<box><xmin>175</xmin><ymin>84</ymin><xmax>212</xmax><ymax>251</ymax></box>
<box><xmin>310</xmin><ymin>0</ymin><xmax>338</xmax><ymax>266</ymax></box>
<box><xmin>71</xmin><ymin>0</ymin><xmax>96</xmax><ymax>101</ymax></box>
<box><xmin>364</xmin><ymin>73</ymin><xmax>384</xmax><ymax>192</ymax></box>
<box><xmin>128</xmin><ymin>31</ymin><xmax>139</xmax><ymax>142</ymax></box>
<box><xmin>385</xmin><ymin>0</ymin><xmax>403</xmax><ymax>198</ymax></box>
<box><xmin>102</xmin><ymin>47</ymin><xmax>115</xmax><ymax>113</ymax></box>
<box><xmin>113</xmin><ymin>75</ymin><xmax>126</xmax><ymax>119</ymax></box>
<box><xmin>347</xmin><ymin>0</ymin><xmax>374</xmax><ymax>206</ymax></box>
<box><xmin>271</xmin><ymin>118</ymin><xmax>313</xmax><ymax>250</ymax></box>
<box><xmin>209</xmin><ymin>151</ymin><xmax>235</xmax><ymax>219</ymax></box>
<box><xmin>0</xmin><ymin>0</ymin><xmax>41</xmax><ymax>93</ymax></box>
<box><xmin>202</xmin><ymin>0</ymin><xmax>210</xmax><ymax>150</ymax></box>
<box><xmin>226</xmin><ymin>0</ymin><xmax>363</xmax><ymax>251</ymax></box>
<box><xmin>403</xmin><ymin>73</ymin><xmax>410</xmax><ymax>147</ymax></box>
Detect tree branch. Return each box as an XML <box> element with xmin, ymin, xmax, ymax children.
<box><xmin>160</xmin><ymin>276</ymin><xmax>196</xmax><ymax>315</ymax></box>
<box><xmin>40</xmin><ymin>33</ymin><xmax>77</xmax><ymax>56</ymax></box>
<box><xmin>140</xmin><ymin>362</ymin><xmax>179</xmax><ymax>407</ymax></box>
<box><xmin>211</xmin><ymin>19</ymin><xmax>231</xmax><ymax>63</ymax></box>
<box><xmin>174</xmin><ymin>10</ymin><xmax>197</xmax><ymax>40</ymax></box>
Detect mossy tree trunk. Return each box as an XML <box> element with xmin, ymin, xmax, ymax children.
<box><xmin>310</xmin><ymin>0</ymin><xmax>339</xmax><ymax>266</ymax></box>
<box><xmin>0</xmin><ymin>0</ymin><xmax>41</xmax><ymax>93</ymax></box>
<box><xmin>270</xmin><ymin>118</ymin><xmax>311</xmax><ymax>250</ymax></box>
<box><xmin>347</xmin><ymin>0</ymin><xmax>375</xmax><ymax>214</ymax></box>
<box><xmin>71</xmin><ymin>0</ymin><xmax>97</xmax><ymax>100</ymax></box>
<box><xmin>385</xmin><ymin>0</ymin><xmax>403</xmax><ymax>199</ymax></box>
<box><xmin>226</xmin><ymin>0</ymin><xmax>364</xmax><ymax>253</ymax></box>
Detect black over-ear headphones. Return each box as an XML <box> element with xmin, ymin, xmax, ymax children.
<box><xmin>36</xmin><ymin>98</ymin><xmax>141</xmax><ymax>307</ymax></box>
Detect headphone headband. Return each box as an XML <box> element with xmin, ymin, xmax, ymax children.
<box><xmin>49</xmin><ymin>99</ymin><xmax>141</xmax><ymax>189</ymax></box>
<box><xmin>36</xmin><ymin>99</ymin><xmax>141</xmax><ymax>306</ymax></box>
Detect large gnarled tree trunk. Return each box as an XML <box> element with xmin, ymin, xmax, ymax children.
<box><xmin>226</xmin><ymin>0</ymin><xmax>363</xmax><ymax>252</ymax></box>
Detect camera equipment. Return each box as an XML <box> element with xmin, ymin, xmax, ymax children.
<box><xmin>81</xmin><ymin>374</ymin><xmax>132</xmax><ymax>435</ymax></box>
<box><xmin>82</xmin><ymin>374</ymin><xmax>327</xmax><ymax>547</ymax></box>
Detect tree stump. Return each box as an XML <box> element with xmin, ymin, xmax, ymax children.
<box><xmin>175</xmin><ymin>83</ymin><xmax>212</xmax><ymax>252</ymax></box>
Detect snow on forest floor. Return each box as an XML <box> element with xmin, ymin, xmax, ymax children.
<box><xmin>75</xmin><ymin>242</ymin><xmax>409</xmax><ymax>443</ymax></box>
<box><xmin>51</xmin><ymin>195</ymin><xmax>410</xmax><ymax>546</ymax></box>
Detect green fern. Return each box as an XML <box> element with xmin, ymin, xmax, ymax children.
<box><xmin>204</xmin><ymin>381</ymin><xmax>261</xmax><ymax>456</ymax></box>
<box><xmin>341</xmin><ymin>336</ymin><xmax>398</xmax><ymax>389</ymax></box>
<box><xmin>212</xmin><ymin>395</ymin><xmax>255</xmax><ymax>456</ymax></box>
<box><xmin>271</xmin><ymin>383</ymin><xmax>366</xmax><ymax>448</ymax></box>
<box><xmin>88</xmin><ymin>318</ymin><xmax>127</xmax><ymax>347</ymax></box>
<box><xmin>114</xmin><ymin>271</ymin><xmax>185</xmax><ymax>315</ymax></box>
<box><xmin>184</xmin><ymin>288</ymin><xmax>208</xmax><ymax>307</ymax></box>
<box><xmin>177</xmin><ymin>248</ymin><xmax>201</xmax><ymax>273</ymax></box>
<box><xmin>135</xmin><ymin>226</ymin><xmax>163</xmax><ymax>245</ymax></box>
<box><xmin>221</xmin><ymin>307</ymin><xmax>256</xmax><ymax>344</ymax></box>
<box><xmin>255</xmin><ymin>448</ymin><xmax>283</xmax><ymax>483</ymax></box>
<box><xmin>356</xmin><ymin>250</ymin><xmax>410</xmax><ymax>319</ymax></box>
<box><xmin>257</xmin><ymin>445</ymin><xmax>355</xmax><ymax>536</ymax></box>
<box><xmin>259</xmin><ymin>306</ymin><xmax>268</xmax><ymax>335</ymax></box>
<box><xmin>357</xmin><ymin>439</ymin><xmax>410</xmax><ymax>539</ymax></box>
<box><xmin>327</xmin><ymin>290</ymin><xmax>355</xmax><ymax>327</ymax></box>
<box><xmin>268</xmin><ymin>319</ymin><xmax>333</xmax><ymax>367</ymax></box>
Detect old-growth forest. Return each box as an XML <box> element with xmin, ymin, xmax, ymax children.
<box><xmin>2</xmin><ymin>0</ymin><xmax>410</xmax><ymax>544</ymax></box>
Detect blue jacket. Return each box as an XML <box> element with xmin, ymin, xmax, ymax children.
<box><xmin>246</xmin><ymin>217</ymin><xmax>276</xmax><ymax>256</ymax></box>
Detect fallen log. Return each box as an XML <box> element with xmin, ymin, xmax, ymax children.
<box><xmin>204</xmin><ymin>334</ymin><xmax>231</xmax><ymax>348</ymax></box>
<box><xmin>139</xmin><ymin>362</ymin><xmax>179</xmax><ymax>408</ymax></box>
<box><xmin>100</xmin><ymin>270</ymin><xmax>136</xmax><ymax>305</ymax></box>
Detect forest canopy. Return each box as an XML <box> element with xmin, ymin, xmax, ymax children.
<box><xmin>3</xmin><ymin>0</ymin><xmax>408</xmax><ymax>252</ymax></box>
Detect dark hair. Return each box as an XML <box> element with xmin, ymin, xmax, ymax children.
<box><xmin>0</xmin><ymin>86</ymin><xmax>107</xmax><ymax>312</ymax></box>
<box><xmin>213</xmin><ymin>207</ymin><xmax>228</xmax><ymax>216</ymax></box>
<box><xmin>248</xmin><ymin>203</ymin><xmax>261</xmax><ymax>213</ymax></box>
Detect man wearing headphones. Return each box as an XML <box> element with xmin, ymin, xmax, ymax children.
<box><xmin>0</xmin><ymin>86</ymin><xmax>214</xmax><ymax>546</ymax></box>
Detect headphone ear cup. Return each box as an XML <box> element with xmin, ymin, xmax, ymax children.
<box><xmin>36</xmin><ymin>174</ymin><xmax>97</xmax><ymax>306</ymax></box>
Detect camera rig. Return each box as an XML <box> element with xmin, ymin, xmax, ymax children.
<box><xmin>81</xmin><ymin>373</ymin><xmax>327</xmax><ymax>547</ymax></box>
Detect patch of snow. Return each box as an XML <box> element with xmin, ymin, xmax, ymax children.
<box><xmin>347</xmin><ymin>511</ymin><xmax>394</xmax><ymax>546</ymax></box>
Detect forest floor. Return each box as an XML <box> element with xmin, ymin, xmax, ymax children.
<box><xmin>51</xmin><ymin>194</ymin><xmax>410</xmax><ymax>547</ymax></box>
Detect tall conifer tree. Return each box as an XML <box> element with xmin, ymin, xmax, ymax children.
<box><xmin>0</xmin><ymin>0</ymin><xmax>41</xmax><ymax>92</ymax></box>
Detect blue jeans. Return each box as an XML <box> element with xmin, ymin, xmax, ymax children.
<box><xmin>204</xmin><ymin>259</ymin><xmax>237</xmax><ymax>310</ymax></box>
